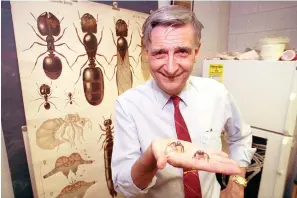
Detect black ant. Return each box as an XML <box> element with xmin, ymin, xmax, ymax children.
<box><xmin>65</xmin><ymin>89</ymin><xmax>79</xmax><ymax>107</ymax></box>
<box><xmin>32</xmin><ymin>82</ymin><xmax>59</xmax><ymax>116</ymax></box>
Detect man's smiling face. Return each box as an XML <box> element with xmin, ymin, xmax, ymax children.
<box><xmin>147</xmin><ymin>23</ymin><xmax>200</xmax><ymax>96</ymax></box>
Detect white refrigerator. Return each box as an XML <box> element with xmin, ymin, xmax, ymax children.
<box><xmin>202</xmin><ymin>60</ymin><xmax>297</xmax><ymax>198</ymax></box>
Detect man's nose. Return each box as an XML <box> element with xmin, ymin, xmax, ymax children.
<box><xmin>164</xmin><ymin>54</ymin><xmax>178</xmax><ymax>76</ymax></box>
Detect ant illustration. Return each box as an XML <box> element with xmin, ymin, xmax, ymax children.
<box><xmin>32</xmin><ymin>82</ymin><xmax>59</xmax><ymax>116</ymax></box>
<box><xmin>97</xmin><ymin>115</ymin><xmax>117</xmax><ymax>197</ymax></box>
<box><xmin>98</xmin><ymin>115</ymin><xmax>114</xmax><ymax>147</ymax></box>
<box><xmin>23</xmin><ymin>12</ymin><xmax>74</xmax><ymax>80</ymax></box>
<box><xmin>65</xmin><ymin>89</ymin><xmax>79</xmax><ymax>107</ymax></box>
<box><xmin>109</xmin><ymin>17</ymin><xmax>138</xmax><ymax>96</ymax></box>
<box><xmin>72</xmin><ymin>11</ymin><xmax>109</xmax><ymax>106</ymax></box>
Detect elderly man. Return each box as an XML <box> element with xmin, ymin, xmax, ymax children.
<box><xmin>111</xmin><ymin>5</ymin><xmax>255</xmax><ymax>198</ymax></box>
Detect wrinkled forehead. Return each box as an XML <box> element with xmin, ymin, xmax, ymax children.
<box><xmin>149</xmin><ymin>24</ymin><xmax>196</xmax><ymax>49</ymax></box>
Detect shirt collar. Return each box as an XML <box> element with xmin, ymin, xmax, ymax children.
<box><xmin>152</xmin><ymin>77</ymin><xmax>192</xmax><ymax>109</ymax></box>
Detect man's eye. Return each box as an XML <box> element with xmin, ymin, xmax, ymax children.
<box><xmin>153</xmin><ymin>51</ymin><xmax>166</xmax><ymax>59</ymax></box>
<box><xmin>177</xmin><ymin>50</ymin><xmax>189</xmax><ymax>57</ymax></box>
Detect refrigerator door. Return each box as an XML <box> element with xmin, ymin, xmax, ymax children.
<box><xmin>202</xmin><ymin>60</ymin><xmax>297</xmax><ymax>136</ymax></box>
<box><xmin>219</xmin><ymin>127</ymin><xmax>293</xmax><ymax>198</ymax></box>
<box><xmin>252</xmin><ymin>128</ymin><xmax>293</xmax><ymax>198</ymax></box>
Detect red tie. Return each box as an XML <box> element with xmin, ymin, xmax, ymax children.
<box><xmin>171</xmin><ymin>96</ymin><xmax>202</xmax><ymax>198</ymax></box>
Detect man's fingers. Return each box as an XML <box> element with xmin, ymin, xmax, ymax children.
<box><xmin>207</xmin><ymin>154</ymin><xmax>238</xmax><ymax>166</ymax></box>
<box><xmin>166</xmin><ymin>152</ymin><xmax>241</xmax><ymax>175</ymax></box>
<box><xmin>211</xmin><ymin>151</ymin><xmax>229</xmax><ymax>158</ymax></box>
<box><xmin>192</xmin><ymin>158</ymin><xmax>241</xmax><ymax>175</ymax></box>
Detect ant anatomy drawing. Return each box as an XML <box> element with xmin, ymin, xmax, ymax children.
<box><xmin>109</xmin><ymin>18</ymin><xmax>138</xmax><ymax>96</ymax></box>
<box><xmin>98</xmin><ymin>115</ymin><xmax>117</xmax><ymax>198</ymax></box>
<box><xmin>55</xmin><ymin>180</ymin><xmax>96</xmax><ymax>198</ymax></box>
<box><xmin>65</xmin><ymin>89</ymin><xmax>79</xmax><ymax>108</ymax></box>
<box><xmin>31</xmin><ymin>82</ymin><xmax>59</xmax><ymax>116</ymax></box>
<box><xmin>23</xmin><ymin>12</ymin><xmax>74</xmax><ymax>80</ymax></box>
<box><xmin>43</xmin><ymin>152</ymin><xmax>94</xmax><ymax>179</ymax></box>
<box><xmin>72</xmin><ymin>12</ymin><xmax>109</xmax><ymax>106</ymax></box>
<box><xmin>36</xmin><ymin>113</ymin><xmax>92</xmax><ymax>150</ymax></box>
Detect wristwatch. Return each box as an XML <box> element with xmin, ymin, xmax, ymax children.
<box><xmin>229</xmin><ymin>175</ymin><xmax>248</xmax><ymax>187</ymax></box>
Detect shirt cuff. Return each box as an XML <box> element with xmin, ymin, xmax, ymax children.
<box><xmin>230</xmin><ymin>147</ymin><xmax>257</xmax><ymax>167</ymax></box>
<box><xmin>116</xmin><ymin>164</ymin><xmax>157</xmax><ymax>197</ymax></box>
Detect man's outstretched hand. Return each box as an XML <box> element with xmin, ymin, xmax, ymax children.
<box><xmin>151</xmin><ymin>139</ymin><xmax>241</xmax><ymax>175</ymax></box>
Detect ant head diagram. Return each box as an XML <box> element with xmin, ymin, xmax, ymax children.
<box><xmin>103</xmin><ymin>118</ymin><xmax>112</xmax><ymax>127</ymax></box>
<box><xmin>79</xmin><ymin>12</ymin><xmax>98</xmax><ymax>34</ymax></box>
<box><xmin>37</xmin><ymin>12</ymin><xmax>61</xmax><ymax>36</ymax></box>
<box><xmin>115</xmin><ymin>18</ymin><xmax>128</xmax><ymax>37</ymax></box>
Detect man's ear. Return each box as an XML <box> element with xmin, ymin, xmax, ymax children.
<box><xmin>143</xmin><ymin>44</ymin><xmax>149</xmax><ymax>53</ymax></box>
<box><xmin>195</xmin><ymin>42</ymin><xmax>201</xmax><ymax>57</ymax></box>
<box><xmin>194</xmin><ymin>42</ymin><xmax>201</xmax><ymax>58</ymax></box>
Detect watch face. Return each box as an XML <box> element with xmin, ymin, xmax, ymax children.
<box><xmin>232</xmin><ymin>176</ymin><xmax>247</xmax><ymax>186</ymax></box>
<box><xmin>238</xmin><ymin>177</ymin><xmax>247</xmax><ymax>185</ymax></box>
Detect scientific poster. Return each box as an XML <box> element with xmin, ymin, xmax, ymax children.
<box><xmin>10</xmin><ymin>1</ymin><xmax>150</xmax><ymax>197</ymax></box>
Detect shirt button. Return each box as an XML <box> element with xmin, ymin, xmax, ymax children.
<box><xmin>200</xmin><ymin>135</ymin><xmax>209</xmax><ymax>144</ymax></box>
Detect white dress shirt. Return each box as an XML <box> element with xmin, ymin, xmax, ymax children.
<box><xmin>111</xmin><ymin>76</ymin><xmax>256</xmax><ymax>198</ymax></box>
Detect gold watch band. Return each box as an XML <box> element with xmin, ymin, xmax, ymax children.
<box><xmin>229</xmin><ymin>175</ymin><xmax>248</xmax><ymax>187</ymax></box>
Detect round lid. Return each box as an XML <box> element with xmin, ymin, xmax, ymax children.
<box><xmin>258</xmin><ymin>36</ymin><xmax>289</xmax><ymax>45</ymax></box>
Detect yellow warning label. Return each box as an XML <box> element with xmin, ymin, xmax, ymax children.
<box><xmin>209</xmin><ymin>64</ymin><xmax>224</xmax><ymax>83</ymax></box>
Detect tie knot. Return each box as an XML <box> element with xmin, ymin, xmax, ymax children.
<box><xmin>171</xmin><ymin>96</ymin><xmax>181</xmax><ymax>106</ymax></box>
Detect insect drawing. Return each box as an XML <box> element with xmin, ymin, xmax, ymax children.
<box><xmin>65</xmin><ymin>89</ymin><xmax>79</xmax><ymax>108</ymax></box>
<box><xmin>43</xmin><ymin>152</ymin><xmax>94</xmax><ymax>179</ymax></box>
<box><xmin>109</xmin><ymin>18</ymin><xmax>138</xmax><ymax>96</ymax></box>
<box><xmin>23</xmin><ymin>12</ymin><xmax>74</xmax><ymax>80</ymax></box>
<box><xmin>55</xmin><ymin>180</ymin><xmax>96</xmax><ymax>198</ymax></box>
<box><xmin>31</xmin><ymin>82</ymin><xmax>59</xmax><ymax>116</ymax></box>
<box><xmin>98</xmin><ymin>115</ymin><xmax>117</xmax><ymax>197</ymax></box>
<box><xmin>72</xmin><ymin>12</ymin><xmax>109</xmax><ymax>106</ymax></box>
<box><xmin>132</xmin><ymin>21</ymin><xmax>151</xmax><ymax>81</ymax></box>
<box><xmin>36</xmin><ymin>113</ymin><xmax>92</xmax><ymax>150</ymax></box>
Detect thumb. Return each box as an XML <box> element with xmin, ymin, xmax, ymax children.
<box><xmin>156</xmin><ymin>155</ymin><xmax>167</xmax><ymax>169</ymax></box>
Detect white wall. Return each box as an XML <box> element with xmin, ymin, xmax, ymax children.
<box><xmin>228</xmin><ymin>1</ymin><xmax>297</xmax><ymax>52</ymax></box>
<box><xmin>192</xmin><ymin>1</ymin><xmax>230</xmax><ymax>76</ymax></box>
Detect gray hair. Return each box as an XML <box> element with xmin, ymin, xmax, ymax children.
<box><xmin>142</xmin><ymin>5</ymin><xmax>204</xmax><ymax>49</ymax></box>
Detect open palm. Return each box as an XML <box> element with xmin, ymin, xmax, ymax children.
<box><xmin>152</xmin><ymin>139</ymin><xmax>241</xmax><ymax>175</ymax></box>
